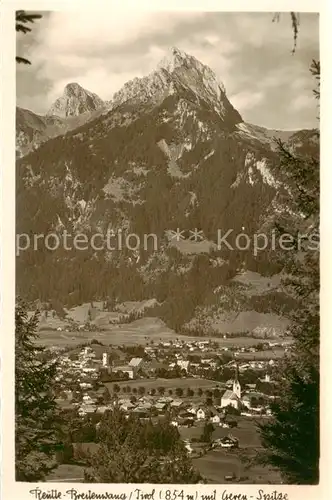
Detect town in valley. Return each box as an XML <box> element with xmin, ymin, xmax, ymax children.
<box><xmin>35</xmin><ymin>300</ymin><xmax>289</xmax><ymax>483</ymax></box>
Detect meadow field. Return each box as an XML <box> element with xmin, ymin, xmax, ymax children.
<box><xmin>193</xmin><ymin>449</ymin><xmax>281</xmax><ymax>484</ymax></box>
<box><xmin>192</xmin><ymin>418</ymin><xmax>282</xmax><ymax>484</ymax></box>
<box><xmin>36</xmin><ymin>315</ymin><xmax>288</xmax><ymax>349</ymax></box>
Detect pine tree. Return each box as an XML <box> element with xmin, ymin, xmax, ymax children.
<box><xmin>257</xmin><ymin>61</ymin><xmax>320</xmax><ymax>484</ymax></box>
<box><xmin>15</xmin><ymin>298</ymin><xmax>60</xmax><ymax>481</ymax></box>
<box><xmin>16</xmin><ymin>10</ymin><xmax>42</xmax><ymax>64</ymax></box>
<box><xmin>201</xmin><ymin>422</ymin><xmax>214</xmax><ymax>444</ymax></box>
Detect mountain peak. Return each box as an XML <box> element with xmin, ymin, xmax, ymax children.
<box><xmin>47</xmin><ymin>83</ymin><xmax>104</xmax><ymax>118</ymax></box>
<box><xmin>111</xmin><ymin>47</ymin><xmax>241</xmax><ymax>125</ymax></box>
<box><xmin>170</xmin><ymin>46</ymin><xmax>185</xmax><ymax>56</ymax></box>
<box><xmin>64</xmin><ymin>82</ymin><xmax>84</xmax><ymax>94</ymax></box>
<box><xmin>156</xmin><ymin>46</ymin><xmax>190</xmax><ymax>72</ymax></box>
<box><xmin>157</xmin><ymin>47</ymin><xmax>225</xmax><ymax>88</ymax></box>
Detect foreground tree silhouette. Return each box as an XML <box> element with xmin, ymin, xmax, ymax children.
<box><xmin>82</xmin><ymin>409</ymin><xmax>201</xmax><ymax>483</ymax></box>
<box><xmin>272</xmin><ymin>12</ymin><xmax>300</xmax><ymax>54</ymax></box>
<box><xmin>257</xmin><ymin>60</ymin><xmax>320</xmax><ymax>484</ymax></box>
<box><xmin>15</xmin><ymin>299</ymin><xmax>59</xmax><ymax>480</ymax></box>
<box><xmin>16</xmin><ymin>10</ymin><xmax>42</xmax><ymax>64</ymax></box>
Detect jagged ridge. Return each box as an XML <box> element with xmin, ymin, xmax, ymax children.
<box><xmin>111</xmin><ymin>47</ymin><xmax>242</xmax><ymax>126</ymax></box>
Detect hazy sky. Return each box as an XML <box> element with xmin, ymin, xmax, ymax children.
<box><xmin>16</xmin><ymin>11</ymin><xmax>319</xmax><ymax>130</ymax></box>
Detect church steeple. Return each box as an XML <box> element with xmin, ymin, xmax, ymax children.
<box><xmin>233</xmin><ymin>363</ymin><xmax>241</xmax><ymax>399</ymax></box>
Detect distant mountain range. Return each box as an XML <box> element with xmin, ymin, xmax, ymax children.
<box><xmin>16</xmin><ymin>83</ymin><xmax>109</xmax><ymax>158</ymax></box>
<box><xmin>16</xmin><ymin>47</ymin><xmax>319</xmax><ymax>337</ymax></box>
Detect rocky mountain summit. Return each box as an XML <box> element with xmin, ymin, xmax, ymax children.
<box><xmin>111</xmin><ymin>47</ymin><xmax>241</xmax><ymax>127</ymax></box>
<box><xmin>16</xmin><ymin>48</ymin><xmax>318</xmax><ymax>336</ymax></box>
<box><xmin>16</xmin><ymin>84</ymin><xmax>107</xmax><ymax>157</ymax></box>
<box><xmin>47</xmin><ymin>82</ymin><xmax>105</xmax><ymax>118</ymax></box>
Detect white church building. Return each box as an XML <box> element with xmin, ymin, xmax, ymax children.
<box><xmin>220</xmin><ymin>365</ymin><xmax>242</xmax><ymax>410</ymax></box>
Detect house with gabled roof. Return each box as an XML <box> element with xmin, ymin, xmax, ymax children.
<box><xmin>177</xmin><ymin>360</ymin><xmax>190</xmax><ymax>372</ymax></box>
<box><xmin>170</xmin><ymin>399</ymin><xmax>183</xmax><ymax>408</ymax></box>
<box><xmin>187</xmin><ymin>405</ymin><xmax>199</xmax><ymax>415</ymax></box>
<box><xmin>208</xmin><ymin>407</ymin><xmax>224</xmax><ymax>424</ymax></box>
<box><xmin>155</xmin><ymin>402</ymin><xmax>167</xmax><ymax>412</ymax></box>
<box><xmin>119</xmin><ymin>401</ymin><xmax>135</xmax><ymax>411</ymax></box>
<box><xmin>128</xmin><ymin>357</ymin><xmax>143</xmax><ymax>368</ymax></box>
<box><xmin>196</xmin><ymin>408</ymin><xmax>206</xmax><ymax>420</ymax></box>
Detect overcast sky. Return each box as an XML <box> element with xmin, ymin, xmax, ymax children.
<box><xmin>16</xmin><ymin>11</ymin><xmax>319</xmax><ymax>130</ymax></box>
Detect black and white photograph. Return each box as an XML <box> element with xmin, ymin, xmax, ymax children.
<box><xmin>10</xmin><ymin>4</ymin><xmax>321</xmax><ymax>491</ymax></box>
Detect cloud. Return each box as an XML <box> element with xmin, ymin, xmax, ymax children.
<box><xmin>204</xmin><ymin>34</ymin><xmax>220</xmax><ymax>45</ymax></box>
<box><xmin>229</xmin><ymin>91</ymin><xmax>265</xmax><ymax>113</ymax></box>
<box><xmin>17</xmin><ymin>12</ymin><xmax>319</xmax><ymax>129</ymax></box>
<box><xmin>32</xmin><ymin>11</ymin><xmax>205</xmax><ymax>53</ymax></box>
<box><xmin>20</xmin><ymin>12</ymin><xmax>209</xmax><ymax>108</ymax></box>
<box><xmin>290</xmin><ymin>76</ymin><xmax>312</xmax><ymax>91</ymax></box>
<box><xmin>291</xmin><ymin>94</ymin><xmax>316</xmax><ymax>112</ymax></box>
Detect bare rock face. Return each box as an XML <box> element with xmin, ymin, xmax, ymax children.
<box><xmin>46</xmin><ymin>82</ymin><xmax>105</xmax><ymax>118</ymax></box>
<box><xmin>111</xmin><ymin>47</ymin><xmax>242</xmax><ymax>127</ymax></box>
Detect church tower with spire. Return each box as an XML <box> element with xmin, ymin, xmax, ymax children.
<box><xmin>220</xmin><ymin>363</ymin><xmax>242</xmax><ymax>410</ymax></box>
<box><xmin>232</xmin><ymin>364</ymin><xmax>241</xmax><ymax>399</ymax></box>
